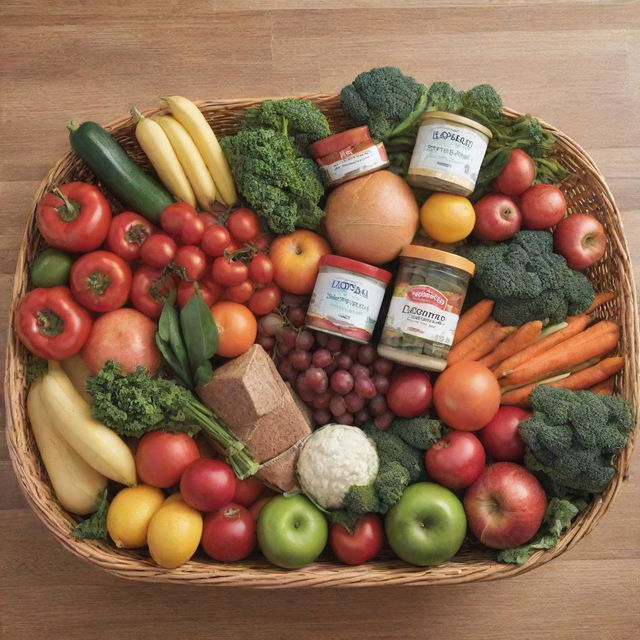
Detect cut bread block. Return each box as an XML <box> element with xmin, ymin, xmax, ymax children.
<box><xmin>242</xmin><ymin>391</ymin><xmax>312</xmax><ymax>463</ymax></box>
<box><xmin>196</xmin><ymin>344</ymin><xmax>288</xmax><ymax>433</ymax></box>
<box><xmin>258</xmin><ymin>435</ymin><xmax>311</xmax><ymax>492</ymax></box>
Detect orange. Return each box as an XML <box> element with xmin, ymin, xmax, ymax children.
<box><xmin>420</xmin><ymin>193</ymin><xmax>475</xmax><ymax>243</ymax></box>
<box><xmin>210</xmin><ymin>301</ymin><xmax>257</xmax><ymax>358</ymax></box>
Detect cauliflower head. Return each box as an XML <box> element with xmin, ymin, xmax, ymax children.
<box><xmin>297</xmin><ymin>424</ymin><xmax>379</xmax><ymax>510</ymax></box>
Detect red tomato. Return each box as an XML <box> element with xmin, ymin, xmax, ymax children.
<box><xmin>135</xmin><ymin>431</ymin><xmax>200</xmax><ymax>488</ymax></box>
<box><xmin>248</xmin><ymin>254</ymin><xmax>274</xmax><ymax>284</ymax></box>
<box><xmin>106</xmin><ymin>211</ymin><xmax>155</xmax><ymax>262</ymax></box>
<box><xmin>253</xmin><ymin>232</ymin><xmax>273</xmax><ymax>253</ymax></box>
<box><xmin>425</xmin><ymin>431</ymin><xmax>486</xmax><ymax>490</ymax></box>
<box><xmin>433</xmin><ymin>361</ymin><xmax>500</xmax><ymax>431</ymax></box>
<box><xmin>201</xmin><ymin>225</ymin><xmax>231</xmax><ymax>257</ymax></box>
<box><xmin>249</xmin><ymin>495</ymin><xmax>272</xmax><ymax>520</ymax></box>
<box><xmin>69</xmin><ymin>250</ymin><xmax>132</xmax><ymax>313</ymax></box>
<box><xmin>492</xmin><ymin>149</ymin><xmax>535</xmax><ymax>196</ymax></box>
<box><xmin>177</xmin><ymin>279</ymin><xmax>222</xmax><ymax>309</ymax></box>
<box><xmin>201</xmin><ymin>503</ymin><xmax>256</xmax><ymax>562</ymax></box>
<box><xmin>160</xmin><ymin>202</ymin><xmax>198</xmax><ymax>237</ymax></box>
<box><xmin>210</xmin><ymin>301</ymin><xmax>257</xmax><ymax>358</ymax></box>
<box><xmin>232</xmin><ymin>476</ymin><xmax>264</xmax><ymax>507</ymax></box>
<box><xmin>248</xmin><ymin>283</ymin><xmax>281</xmax><ymax>316</ymax></box>
<box><xmin>174</xmin><ymin>245</ymin><xmax>207</xmax><ymax>281</ymax></box>
<box><xmin>131</xmin><ymin>264</ymin><xmax>177</xmax><ymax>319</ymax></box>
<box><xmin>329</xmin><ymin>513</ymin><xmax>384</xmax><ymax>565</ymax></box>
<box><xmin>478</xmin><ymin>406</ymin><xmax>530</xmax><ymax>461</ymax></box>
<box><xmin>198</xmin><ymin>212</ymin><xmax>218</xmax><ymax>228</ymax></box>
<box><xmin>180</xmin><ymin>214</ymin><xmax>205</xmax><ymax>246</ymax></box>
<box><xmin>227</xmin><ymin>208</ymin><xmax>259</xmax><ymax>243</ymax></box>
<box><xmin>386</xmin><ymin>368</ymin><xmax>432</xmax><ymax>418</ymax></box>
<box><xmin>180</xmin><ymin>458</ymin><xmax>237</xmax><ymax>511</ymax></box>
<box><xmin>36</xmin><ymin>182</ymin><xmax>111</xmax><ymax>252</ymax></box>
<box><xmin>519</xmin><ymin>184</ymin><xmax>567</xmax><ymax>230</ymax></box>
<box><xmin>82</xmin><ymin>308</ymin><xmax>161</xmax><ymax>374</ymax></box>
<box><xmin>140</xmin><ymin>233</ymin><xmax>177</xmax><ymax>268</ymax></box>
<box><xmin>225</xmin><ymin>280</ymin><xmax>254</xmax><ymax>304</ymax></box>
<box><xmin>211</xmin><ymin>256</ymin><xmax>249</xmax><ymax>287</ymax></box>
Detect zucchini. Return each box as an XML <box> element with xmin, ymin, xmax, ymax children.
<box><xmin>68</xmin><ymin>121</ymin><xmax>173</xmax><ymax>223</ymax></box>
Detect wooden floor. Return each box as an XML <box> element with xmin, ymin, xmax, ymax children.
<box><xmin>1</xmin><ymin>2</ymin><xmax>639</xmax><ymax>639</ymax></box>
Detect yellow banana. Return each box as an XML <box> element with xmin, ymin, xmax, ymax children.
<box><xmin>132</xmin><ymin>106</ymin><xmax>196</xmax><ymax>207</ymax></box>
<box><xmin>162</xmin><ymin>95</ymin><xmax>237</xmax><ymax>205</ymax></box>
<box><xmin>153</xmin><ymin>114</ymin><xmax>217</xmax><ymax>212</ymax></box>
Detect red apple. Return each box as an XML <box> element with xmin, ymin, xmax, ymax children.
<box><xmin>553</xmin><ymin>213</ymin><xmax>607</xmax><ymax>270</ymax></box>
<box><xmin>270</xmin><ymin>230</ymin><xmax>331</xmax><ymax>295</ymax></box>
<box><xmin>464</xmin><ymin>462</ymin><xmax>547</xmax><ymax>549</ymax></box>
<box><xmin>473</xmin><ymin>194</ymin><xmax>522</xmax><ymax>242</ymax></box>
<box><xmin>492</xmin><ymin>149</ymin><xmax>535</xmax><ymax>196</ymax></box>
<box><xmin>425</xmin><ymin>431</ymin><xmax>486</xmax><ymax>490</ymax></box>
<box><xmin>478</xmin><ymin>406</ymin><xmax>530</xmax><ymax>461</ymax></box>
<box><xmin>519</xmin><ymin>184</ymin><xmax>567</xmax><ymax>230</ymax></box>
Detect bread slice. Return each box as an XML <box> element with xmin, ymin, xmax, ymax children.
<box><xmin>196</xmin><ymin>344</ymin><xmax>287</xmax><ymax>432</ymax></box>
<box><xmin>258</xmin><ymin>435</ymin><xmax>311</xmax><ymax>492</ymax></box>
<box><xmin>241</xmin><ymin>392</ymin><xmax>312</xmax><ymax>463</ymax></box>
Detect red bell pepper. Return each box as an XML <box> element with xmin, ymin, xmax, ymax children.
<box><xmin>36</xmin><ymin>182</ymin><xmax>111</xmax><ymax>253</ymax></box>
<box><xmin>15</xmin><ymin>286</ymin><xmax>92</xmax><ymax>360</ymax></box>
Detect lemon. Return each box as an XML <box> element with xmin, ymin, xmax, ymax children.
<box><xmin>147</xmin><ymin>500</ymin><xmax>203</xmax><ymax>569</ymax></box>
<box><xmin>420</xmin><ymin>192</ymin><xmax>475</xmax><ymax>243</ymax></box>
<box><xmin>107</xmin><ymin>485</ymin><xmax>165</xmax><ymax>549</ymax></box>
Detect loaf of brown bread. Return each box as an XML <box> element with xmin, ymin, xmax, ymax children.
<box><xmin>257</xmin><ymin>435</ymin><xmax>310</xmax><ymax>492</ymax></box>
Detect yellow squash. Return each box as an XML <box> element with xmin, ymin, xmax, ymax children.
<box><xmin>162</xmin><ymin>95</ymin><xmax>237</xmax><ymax>205</ymax></box>
<box><xmin>39</xmin><ymin>363</ymin><xmax>137</xmax><ymax>486</ymax></box>
<box><xmin>153</xmin><ymin>114</ymin><xmax>217</xmax><ymax>212</ymax></box>
<box><xmin>27</xmin><ymin>379</ymin><xmax>107</xmax><ymax>515</ymax></box>
<box><xmin>132</xmin><ymin>107</ymin><xmax>196</xmax><ymax>207</ymax></box>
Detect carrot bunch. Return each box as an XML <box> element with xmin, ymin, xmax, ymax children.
<box><xmin>450</xmin><ymin>293</ymin><xmax>624</xmax><ymax>407</ymax></box>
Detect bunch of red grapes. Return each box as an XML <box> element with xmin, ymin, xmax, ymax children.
<box><xmin>257</xmin><ymin>307</ymin><xmax>396</xmax><ymax>429</ymax></box>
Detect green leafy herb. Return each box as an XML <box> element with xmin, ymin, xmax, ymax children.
<box><xmin>72</xmin><ymin>488</ymin><xmax>109</xmax><ymax>540</ymax></box>
<box><xmin>497</xmin><ymin>497</ymin><xmax>582</xmax><ymax>565</ymax></box>
<box><xmin>180</xmin><ymin>288</ymin><xmax>218</xmax><ymax>386</ymax></box>
<box><xmin>25</xmin><ymin>357</ymin><xmax>48</xmax><ymax>383</ymax></box>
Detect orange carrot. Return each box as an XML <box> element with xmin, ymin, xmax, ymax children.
<box><xmin>495</xmin><ymin>314</ymin><xmax>591</xmax><ymax>378</ymax></box>
<box><xmin>501</xmin><ymin>322</ymin><xmax>620</xmax><ymax>387</ymax></box>
<box><xmin>585</xmin><ymin>292</ymin><xmax>616</xmax><ymax>314</ymax></box>
<box><xmin>452</xmin><ymin>299</ymin><xmax>495</xmax><ymax>346</ymax></box>
<box><xmin>590</xmin><ymin>376</ymin><xmax>616</xmax><ymax>395</ymax></box>
<box><xmin>448</xmin><ymin>319</ymin><xmax>513</xmax><ymax>365</ymax></box>
<box><xmin>479</xmin><ymin>320</ymin><xmax>543</xmax><ymax>369</ymax></box>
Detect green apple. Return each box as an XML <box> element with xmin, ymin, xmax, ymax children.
<box><xmin>257</xmin><ymin>493</ymin><xmax>328</xmax><ymax>569</ymax></box>
<box><xmin>385</xmin><ymin>482</ymin><xmax>467</xmax><ymax>566</ymax></box>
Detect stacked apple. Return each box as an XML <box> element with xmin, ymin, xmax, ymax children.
<box><xmin>473</xmin><ymin>149</ymin><xmax>607</xmax><ymax>270</ymax></box>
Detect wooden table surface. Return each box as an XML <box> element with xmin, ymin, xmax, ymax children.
<box><xmin>1</xmin><ymin>1</ymin><xmax>639</xmax><ymax>638</ymax></box>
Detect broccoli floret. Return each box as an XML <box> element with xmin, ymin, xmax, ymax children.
<box><xmin>340</xmin><ymin>66</ymin><xmax>427</xmax><ymax>141</ymax></box>
<box><xmin>241</xmin><ymin>98</ymin><xmax>331</xmax><ymax>152</ymax></box>
<box><xmin>457</xmin><ymin>231</ymin><xmax>594</xmax><ymax>326</ymax></box>
<box><xmin>364</xmin><ymin>424</ymin><xmax>423</xmax><ymax>483</ymax></box>
<box><xmin>221</xmin><ymin>127</ymin><xmax>325</xmax><ymax>234</ymax></box>
<box><xmin>519</xmin><ymin>386</ymin><xmax>634</xmax><ymax>497</ymax></box>
<box><xmin>342</xmin><ymin>483</ymin><xmax>381</xmax><ymax>516</ymax></box>
<box><xmin>425</xmin><ymin>81</ymin><xmax>463</xmax><ymax>113</ymax></box>
<box><xmin>388</xmin><ymin>417</ymin><xmax>444</xmax><ymax>451</ymax></box>
<box><xmin>375</xmin><ymin>462</ymin><xmax>410</xmax><ymax>512</ymax></box>
<box><xmin>462</xmin><ymin>84</ymin><xmax>503</xmax><ymax>119</ymax></box>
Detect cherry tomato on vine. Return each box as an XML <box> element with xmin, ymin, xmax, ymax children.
<box><xmin>227</xmin><ymin>208</ymin><xmax>260</xmax><ymax>243</ymax></box>
<box><xmin>253</xmin><ymin>232</ymin><xmax>273</xmax><ymax>254</ymax></box>
<box><xmin>106</xmin><ymin>211</ymin><xmax>155</xmax><ymax>262</ymax></box>
<box><xmin>248</xmin><ymin>254</ymin><xmax>274</xmax><ymax>284</ymax></box>
<box><xmin>180</xmin><ymin>215</ymin><xmax>205</xmax><ymax>245</ymax></box>
<box><xmin>70</xmin><ymin>250</ymin><xmax>132</xmax><ymax>313</ymax></box>
<box><xmin>225</xmin><ymin>280</ymin><xmax>254</xmax><ymax>304</ymax></box>
<box><xmin>174</xmin><ymin>245</ymin><xmax>207</xmax><ymax>281</ymax></box>
<box><xmin>211</xmin><ymin>256</ymin><xmax>249</xmax><ymax>287</ymax></box>
<box><xmin>248</xmin><ymin>283</ymin><xmax>281</xmax><ymax>316</ymax></box>
<box><xmin>160</xmin><ymin>202</ymin><xmax>204</xmax><ymax>245</ymax></box>
<box><xmin>140</xmin><ymin>233</ymin><xmax>177</xmax><ymax>268</ymax></box>
<box><xmin>198</xmin><ymin>212</ymin><xmax>218</xmax><ymax>228</ymax></box>
<box><xmin>201</xmin><ymin>224</ymin><xmax>231</xmax><ymax>257</ymax></box>
<box><xmin>131</xmin><ymin>264</ymin><xmax>177</xmax><ymax>319</ymax></box>
<box><xmin>177</xmin><ymin>278</ymin><xmax>222</xmax><ymax>309</ymax></box>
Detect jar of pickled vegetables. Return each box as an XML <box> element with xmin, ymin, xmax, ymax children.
<box><xmin>377</xmin><ymin>246</ymin><xmax>475</xmax><ymax>371</ymax></box>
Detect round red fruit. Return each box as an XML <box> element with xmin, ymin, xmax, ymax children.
<box><xmin>553</xmin><ymin>213</ymin><xmax>607</xmax><ymax>270</ymax></box>
<box><xmin>201</xmin><ymin>224</ymin><xmax>231</xmax><ymax>257</ymax></box>
<box><xmin>386</xmin><ymin>368</ymin><xmax>432</xmax><ymax>418</ymax></box>
<box><xmin>202</xmin><ymin>503</ymin><xmax>256</xmax><ymax>562</ymax></box>
<box><xmin>520</xmin><ymin>184</ymin><xmax>567</xmax><ymax>230</ymax></box>
<box><xmin>232</xmin><ymin>476</ymin><xmax>264</xmax><ymax>507</ymax></box>
<box><xmin>225</xmin><ymin>280</ymin><xmax>254</xmax><ymax>304</ymax></box>
<box><xmin>473</xmin><ymin>194</ymin><xmax>521</xmax><ymax>242</ymax></box>
<box><xmin>106</xmin><ymin>211</ymin><xmax>154</xmax><ymax>262</ymax></box>
<box><xmin>177</xmin><ymin>279</ymin><xmax>222</xmax><ymax>309</ymax></box>
<box><xmin>329</xmin><ymin>513</ymin><xmax>384</xmax><ymax>565</ymax></box>
<box><xmin>211</xmin><ymin>256</ymin><xmax>249</xmax><ymax>287</ymax></box>
<box><xmin>478</xmin><ymin>406</ymin><xmax>529</xmax><ymax>461</ymax></box>
<box><xmin>140</xmin><ymin>233</ymin><xmax>176</xmax><ymax>268</ymax></box>
<box><xmin>425</xmin><ymin>431</ymin><xmax>486</xmax><ymax>490</ymax></box>
<box><xmin>130</xmin><ymin>264</ymin><xmax>177</xmax><ymax>319</ymax></box>
<box><xmin>135</xmin><ymin>431</ymin><xmax>200</xmax><ymax>488</ymax></box>
<box><xmin>180</xmin><ymin>458</ymin><xmax>237</xmax><ymax>511</ymax></box>
<box><xmin>227</xmin><ymin>208</ymin><xmax>260</xmax><ymax>243</ymax></box>
<box><xmin>492</xmin><ymin>149</ymin><xmax>535</xmax><ymax>196</ymax></box>
<box><xmin>248</xmin><ymin>254</ymin><xmax>274</xmax><ymax>284</ymax></box>
<box><xmin>174</xmin><ymin>245</ymin><xmax>207</xmax><ymax>281</ymax></box>
<box><xmin>160</xmin><ymin>202</ymin><xmax>198</xmax><ymax>238</ymax></box>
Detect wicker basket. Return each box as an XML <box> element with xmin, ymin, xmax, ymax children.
<box><xmin>5</xmin><ymin>95</ymin><xmax>639</xmax><ymax>587</ymax></box>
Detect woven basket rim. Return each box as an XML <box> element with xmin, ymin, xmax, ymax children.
<box><xmin>4</xmin><ymin>96</ymin><xmax>639</xmax><ymax>588</ymax></box>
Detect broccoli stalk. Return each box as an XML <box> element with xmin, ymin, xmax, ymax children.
<box><xmin>86</xmin><ymin>361</ymin><xmax>259</xmax><ymax>479</ymax></box>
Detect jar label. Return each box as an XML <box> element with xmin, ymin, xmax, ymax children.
<box><xmin>319</xmin><ymin>143</ymin><xmax>387</xmax><ymax>185</ymax></box>
<box><xmin>307</xmin><ymin>270</ymin><xmax>387</xmax><ymax>339</ymax></box>
<box><xmin>383</xmin><ymin>284</ymin><xmax>459</xmax><ymax>347</ymax></box>
<box><xmin>409</xmin><ymin>122</ymin><xmax>488</xmax><ymax>183</ymax></box>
